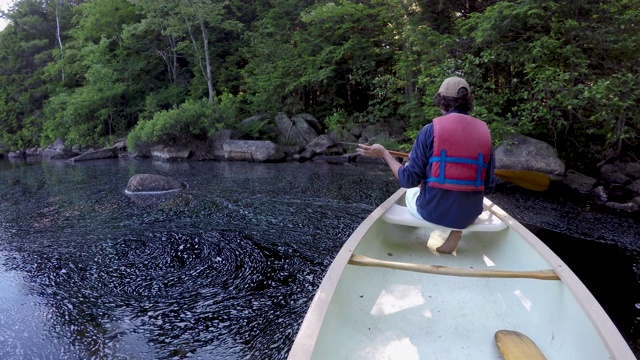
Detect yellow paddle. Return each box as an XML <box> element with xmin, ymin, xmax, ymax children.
<box><xmin>348</xmin><ymin>254</ymin><xmax>560</xmax><ymax>280</ymax></box>
<box><xmin>495</xmin><ymin>330</ymin><xmax>547</xmax><ymax>360</ymax></box>
<box><xmin>385</xmin><ymin>150</ymin><xmax>551</xmax><ymax>192</ymax></box>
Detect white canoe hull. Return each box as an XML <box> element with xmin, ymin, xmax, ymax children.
<box><xmin>288</xmin><ymin>188</ymin><xmax>634</xmax><ymax>359</ymax></box>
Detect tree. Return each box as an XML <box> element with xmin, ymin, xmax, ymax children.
<box><xmin>131</xmin><ymin>0</ymin><xmax>244</xmax><ymax>104</ymax></box>
<box><xmin>42</xmin><ymin>0</ymin><xmax>146</xmax><ymax>145</ymax></box>
<box><xmin>459</xmin><ymin>0</ymin><xmax>640</xmax><ymax>167</ymax></box>
<box><xmin>0</xmin><ymin>0</ymin><xmax>59</xmax><ymax>148</ymax></box>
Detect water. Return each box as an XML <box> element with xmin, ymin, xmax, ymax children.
<box><xmin>0</xmin><ymin>158</ymin><xmax>638</xmax><ymax>359</ymax></box>
<box><xmin>0</xmin><ymin>159</ymin><xmax>398</xmax><ymax>359</ymax></box>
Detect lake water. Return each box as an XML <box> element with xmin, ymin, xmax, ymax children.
<box><xmin>0</xmin><ymin>158</ymin><xmax>638</xmax><ymax>359</ymax></box>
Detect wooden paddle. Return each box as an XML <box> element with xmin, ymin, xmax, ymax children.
<box><xmin>385</xmin><ymin>150</ymin><xmax>551</xmax><ymax>192</ymax></box>
<box><xmin>495</xmin><ymin>330</ymin><xmax>547</xmax><ymax>360</ymax></box>
<box><xmin>348</xmin><ymin>254</ymin><xmax>560</xmax><ymax>280</ymax></box>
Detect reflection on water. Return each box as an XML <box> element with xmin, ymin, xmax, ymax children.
<box><xmin>0</xmin><ymin>158</ymin><xmax>638</xmax><ymax>358</ymax></box>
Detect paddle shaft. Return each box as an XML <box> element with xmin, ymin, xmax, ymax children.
<box><xmin>349</xmin><ymin>254</ymin><xmax>560</xmax><ymax>280</ymax></box>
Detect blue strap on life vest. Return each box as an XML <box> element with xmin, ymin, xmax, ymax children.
<box><xmin>427</xmin><ymin>150</ymin><xmax>486</xmax><ymax>187</ymax></box>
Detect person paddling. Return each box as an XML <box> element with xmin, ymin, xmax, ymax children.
<box><xmin>357</xmin><ymin>76</ymin><xmax>497</xmax><ymax>253</ymax></box>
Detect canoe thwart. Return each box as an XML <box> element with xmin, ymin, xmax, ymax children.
<box><xmin>495</xmin><ymin>330</ymin><xmax>547</xmax><ymax>360</ymax></box>
<box><xmin>382</xmin><ymin>204</ymin><xmax>507</xmax><ymax>232</ymax></box>
<box><xmin>348</xmin><ymin>254</ymin><xmax>560</xmax><ymax>280</ymax></box>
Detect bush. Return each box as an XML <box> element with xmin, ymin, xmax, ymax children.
<box><xmin>127</xmin><ymin>98</ymin><xmax>226</xmax><ymax>151</ymax></box>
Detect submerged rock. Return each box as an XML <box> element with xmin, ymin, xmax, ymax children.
<box><xmin>125</xmin><ymin>174</ymin><xmax>186</xmax><ymax>193</ymax></box>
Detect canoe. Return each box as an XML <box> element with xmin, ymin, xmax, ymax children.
<box><xmin>288</xmin><ymin>188</ymin><xmax>634</xmax><ymax>359</ymax></box>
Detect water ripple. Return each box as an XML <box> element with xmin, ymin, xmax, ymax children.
<box><xmin>0</xmin><ymin>160</ymin><xmax>396</xmax><ymax>359</ymax></box>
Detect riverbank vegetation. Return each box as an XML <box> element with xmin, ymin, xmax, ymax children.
<box><xmin>0</xmin><ymin>0</ymin><xmax>638</xmax><ymax>170</ymax></box>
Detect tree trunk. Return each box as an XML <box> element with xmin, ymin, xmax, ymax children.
<box><xmin>158</xmin><ymin>34</ymin><xmax>178</xmax><ymax>84</ymax></box>
<box><xmin>200</xmin><ymin>19</ymin><xmax>214</xmax><ymax>103</ymax></box>
<box><xmin>185</xmin><ymin>17</ymin><xmax>214</xmax><ymax>103</ymax></box>
<box><xmin>55</xmin><ymin>0</ymin><xmax>64</xmax><ymax>82</ymax></box>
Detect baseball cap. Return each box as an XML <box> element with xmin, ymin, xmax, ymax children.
<box><xmin>435</xmin><ymin>76</ymin><xmax>469</xmax><ymax>98</ymax></box>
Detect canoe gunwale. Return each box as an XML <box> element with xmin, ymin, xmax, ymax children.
<box><xmin>482</xmin><ymin>197</ymin><xmax>634</xmax><ymax>359</ymax></box>
<box><xmin>287</xmin><ymin>189</ymin><xmax>406</xmax><ymax>359</ymax></box>
<box><xmin>287</xmin><ymin>188</ymin><xmax>634</xmax><ymax>359</ymax></box>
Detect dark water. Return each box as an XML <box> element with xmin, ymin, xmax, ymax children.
<box><xmin>0</xmin><ymin>159</ymin><xmax>638</xmax><ymax>359</ymax></box>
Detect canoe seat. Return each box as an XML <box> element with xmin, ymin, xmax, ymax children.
<box><xmin>382</xmin><ymin>204</ymin><xmax>507</xmax><ymax>232</ymax></box>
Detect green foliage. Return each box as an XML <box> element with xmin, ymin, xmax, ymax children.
<box><xmin>235</xmin><ymin>118</ymin><xmax>274</xmax><ymax>140</ymax></box>
<box><xmin>456</xmin><ymin>0</ymin><xmax>640</xmax><ymax>165</ymax></box>
<box><xmin>324</xmin><ymin>109</ymin><xmax>351</xmax><ymax>133</ymax></box>
<box><xmin>42</xmin><ymin>38</ymin><xmax>129</xmax><ymax>146</ymax></box>
<box><xmin>127</xmin><ymin>94</ymin><xmax>242</xmax><ymax>151</ymax></box>
<box><xmin>127</xmin><ymin>99</ymin><xmax>214</xmax><ymax>151</ymax></box>
<box><xmin>142</xmin><ymin>86</ymin><xmax>186</xmax><ymax>120</ymax></box>
<box><xmin>372</xmin><ymin>136</ymin><xmax>400</xmax><ymax>153</ymax></box>
<box><xmin>0</xmin><ymin>0</ymin><xmax>639</xmax><ymax>169</ymax></box>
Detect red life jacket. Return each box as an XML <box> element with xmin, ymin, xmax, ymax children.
<box><xmin>427</xmin><ymin>113</ymin><xmax>491</xmax><ymax>191</ymax></box>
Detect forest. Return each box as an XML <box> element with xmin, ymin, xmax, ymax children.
<box><xmin>0</xmin><ymin>0</ymin><xmax>638</xmax><ymax>170</ymax></box>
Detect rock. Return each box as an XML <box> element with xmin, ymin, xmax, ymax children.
<box><xmin>25</xmin><ymin>147</ymin><xmax>40</xmax><ymax>157</ymax></box>
<box><xmin>67</xmin><ymin>147</ymin><xmax>118</xmax><ymax>162</ymax></box>
<box><xmin>599</xmin><ymin>163</ymin><xmax>630</xmax><ymax>185</ymax></box>
<box><xmin>563</xmin><ymin>170</ymin><xmax>597</xmax><ymax>193</ymax></box>
<box><xmin>125</xmin><ymin>174</ymin><xmax>186</xmax><ymax>193</ymax></box>
<box><xmin>113</xmin><ymin>138</ymin><xmax>127</xmax><ymax>151</ymax></box>
<box><xmin>311</xmin><ymin>154</ymin><xmax>357</xmax><ymax>164</ymax></box>
<box><xmin>359</xmin><ymin>124</ymin><xmax>390</xmax><ymax>144</ymax></box>
<box><xmin>152</xmin><ymin>147</ymin><xmax>192</xmax><ymax>161</ymax></box>
<box><xmin>327</xmin><ymin>128</ymin><xmax>358</xmax><ymax>145</ymax></box>
<box><xmin>349</xmin><ymin>123</ymin><xmax>365</xmax><ymax>138</ymax></box>
<box><xmin>41</xmin><ymin>138</ymin><xmax>78</xmax><ymax>159</ymax></box>
<box><xmin>207</xmin><ymin>129</ymin><xmax>237</xmax><ymax>160</ymax></box>
<box><xmin>629</xmin><ymin>180</ymin><xmax>640</xmax><ymax>196</ymax></box>
<box><xmin>298</xmin><ymin>135</ymin><xmax>336</xmax><ymax>161</ymax></box>
<box><xmin>223</xmin><ymin>140</ymin><xmax>285</xmax><ymax>162</ymax></box>
<box><xmin>8</xmin><ymin>151</ymin><xmax>24</xmax><ymax>158</ymax></box>
<box><xmin>292</xmin><ymin>113</ymin><xmax>323</xmax><ymax>134</ymax></box>
<box><xmin>621</xmin><ymin>161</ymin><xmax>640</xmax><ymax>180</ymax></box>
<box><xmin>604</xmin><ymin>201</ymin><xmax>639</xmax><ymax>213</ymax></box>
<box><xmin>494</xmin><ymin>134</ymin><xmax>565</xmax><ymax>179</ymax></box>
<box><xmin>592</xmin><ymin>186</ymin><xmax>608</xmax><ymax>203</ymax></box>
<box><xmin>273</xmin><ymin>112</ymin><xmax>319</xmax><ymax>146</ymax></box>
<box><xmin>236</xmin><ymin>114</ymin><xmax>276</xmax><ymax>139</ymax></box>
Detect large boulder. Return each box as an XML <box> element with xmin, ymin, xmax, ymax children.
<box><xmin>359</xmin><ymin>124</ymin><xmax>390</xmax><ymax>144</ymax></box>
<box><xmin>292</xmin><ymin>113</ymin><xmax>322</xmax><ymax>134</ymax></box>
<box><xmin>41</xmin><ymin>138</ymin><xmax>78</xmax><ymax>159</ymax></box>
<box><xmin>126</xmin><ymin>174</ymin><xmax>186</xmax><ymax>193</ymax></box>
<box><xmin>273</xmin><ymin>112</ymin><xmax>320</xmax><ymax>146</ymax></box>
<box><xmin>223</xmin><ymin>140</ymin><xmax>286</xmax><ymax>162</ymax></box>
<box><xmin>206</xmin><ymin>129</ymin><xmax>237</xmax><ymax>160</ymax></box>
<box><xmin>297</xmin><ymin>135</ymin><xmax>338</xmax><ymax>162</ymax></box>
<box><xmin>495</xmin><ymin>134</ymin><xmax>565</xmax><ymax>179</ymax></box>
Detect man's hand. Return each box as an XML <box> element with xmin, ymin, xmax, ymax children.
<box><xmin>357</xmin><ymin>144</ymin><xmax>388</xmax><ymax>158</ymax></box>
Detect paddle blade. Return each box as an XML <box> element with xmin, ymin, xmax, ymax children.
<box><xmin>494</xmin><ymin>169</ymin><xmax>551</xmax><ymax>191</ymax></box>
<box><xmin>495</xmin><ymin>330</ymin><xmax>547</xmax><ymax>360</ymax></box>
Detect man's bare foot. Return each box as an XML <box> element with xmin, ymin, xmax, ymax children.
<box><xmin>436</xmin><ymin>230</ymin><xmax>462</xmax><ymax>254</ymax></box>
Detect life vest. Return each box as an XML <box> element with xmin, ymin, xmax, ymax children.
<box><xmin>427</xmin><ymin>113</ymin><xmax>491</xmax><ymax>191</ymax></box>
